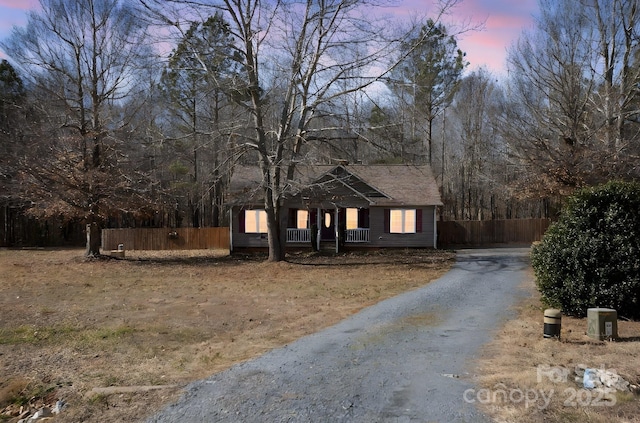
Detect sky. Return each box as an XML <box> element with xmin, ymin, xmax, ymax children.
<box><xmin>394</xmin><ymin>0</ymin><xmax>539</xmax><ymax>75</ymax></box>
<box><xmin>0</xmin><ymin>0</ymin><xmax>539</xmax><ymax>75</ymax></box>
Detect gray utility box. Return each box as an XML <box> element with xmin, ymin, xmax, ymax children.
<box><xmin>587</xmin><ymin>308</ymin><xmax>618</xmax><ymax>341</ymax></box>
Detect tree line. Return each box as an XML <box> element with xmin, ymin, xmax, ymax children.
<box><xmin>1</xmin><ymin>0</ymin><xmax>639</xmax><ymax>259</ymax></box>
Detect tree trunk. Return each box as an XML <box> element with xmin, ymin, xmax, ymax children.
<box><xmin>266</xmin><ymin>206</ymin><xmax>286</xmax><ymax>262</ymax></box>
<box><xmin>85</xmin><ymin>222</ymin><xmax>101</xmax><ymax>257</ymax></box>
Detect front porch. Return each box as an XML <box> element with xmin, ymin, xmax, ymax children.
<box><xmin>286</xmin><ymin>206</ymin><xmax>371</xmax><ymax>251</ymax></box>
<box><xmin>286</xmin><ymin>228</ymin><xmax>370</xmax><ymax>243</ymax></box>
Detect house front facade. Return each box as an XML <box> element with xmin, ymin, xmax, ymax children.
<box><xmin>229</xmin><ymin>163</ymin><xmax>442</xmax><ymax>252</ymax></box>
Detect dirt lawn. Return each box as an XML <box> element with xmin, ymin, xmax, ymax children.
<box><xmin>0</xmin><ymin>248</ymin><xmax>454</xmax><ymax>422</ymax></box>
<box><xmin>475</xmin><ymin>273</ymin><xmax>640</xmax><ymax>423</ymax></box>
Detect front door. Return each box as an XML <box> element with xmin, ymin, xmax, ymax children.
<box><xmin>320</xmin><ymin>209</ymin><xmax>335</xmax><ymax>241</ymax></box>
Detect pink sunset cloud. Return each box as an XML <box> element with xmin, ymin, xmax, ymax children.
<box><xmin>0</xmin><ymin>0</ymin><xmax>538</xmax><ymax>74</ymax></box>
<box><xmin>377</xmin><ymin>0</ymin><xmax>538</xmax><ymax>74</ymax></box>
<box><xmin>0</xmin><ymin>0</ymin><xmax>40</xmax><ymax>58</ymax></box>
<box><xmin>0</xmin><ymin>0</ymin><xmax>38</xmax><ymax>10</ymax></box>
<box><xmin>452</xmin><ymin>0</ymin><xmax>537</xmax><ymax>74</ymax></box>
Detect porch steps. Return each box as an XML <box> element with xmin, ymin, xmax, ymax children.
<box><xmin>318</xmin><ymin>241</ymin><xmax>338</xmax><ymax>252</ymax></box>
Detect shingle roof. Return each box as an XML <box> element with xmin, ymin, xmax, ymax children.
<box><xmin>228</xmin><ymin>164</ymin><xmax>442</xmax><ymax>206</ymax></box>
<box><xmin>345</xmin><ymin>165</ymin><xmax>443</xmax><ymax>206</ymax></box>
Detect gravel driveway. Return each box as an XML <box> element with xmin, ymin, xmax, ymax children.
<box><xmin>150</xmin><ymin>248</ymin><xmax>531</xmax><ymax>423</ymax></box>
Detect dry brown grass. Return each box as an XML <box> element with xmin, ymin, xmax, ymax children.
<box><xmin>475</xmin><ymin>273</ymin><xmax>640</xmax><ymax>423</ymax></box>
<box><xmin>0</xmin><ymin>248</ymin><xmax>454</xmax><ymax>422</ymax></box>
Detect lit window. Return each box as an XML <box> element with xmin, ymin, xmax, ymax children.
<box><xmin>324</xmin><ymin>212</ymin><xmax>332</xmax><ymax>229</ymax></box>
<box><xmin>346</xmin><ymin>208</ymin><xmax>359</xmax><ymax>230</ymax></box>
<box><xmin>245</xmin><ymin>210</ymin><xmax>268</xmax><ymax>233</ymax></box>
<box><xmin>390</xmin><ymin>209</ymin><xmax>416</xmax><ymax>234</ymax></box>
<box><xmin>296</xmin><ymin>210</ymin><xmax>309</xmax><ymax>229</ymax></box>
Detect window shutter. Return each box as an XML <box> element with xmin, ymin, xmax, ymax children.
<box><xmin>384</xmin><ymin>209</ymin><xmax>390</xmax><ymax>233</ymax></box>
<box><xmin>238</xmin><ymin>209</ymin><xmax>246</xmax><ymax>233</ymax></box>
<box><xmin>416</xmin><ymin>209</ymin><xmax>423</xmax><ymax>233</ymax></box>
<box><xmin>359</xmin><ymin>208</ymin><xmax>370</xmax><ymax>228</ymax></box>
<box><xmin>288</xmin><ymin>208</ymin><xmax>296</xmax><ymax>228</ymax></box>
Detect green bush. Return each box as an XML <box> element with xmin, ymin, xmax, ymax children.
<box><xmin>531</xmin><ymin>181</ymin><xmax>640</xmax><ymax>319</ymax></box>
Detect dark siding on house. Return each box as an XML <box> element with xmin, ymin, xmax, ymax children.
<box><xmin>231</xmin><ymin>205</ymin><xmax>437</xmax><ymax>250</ymax></box>
<box><xmin>231</xmin><ymin>206</ymin><xmax>271</xmax><ymax>248</ymax></box>
<box><xmin>368</xmin><ymin>206</ymin><xmax>436</xmax><ymax>248</ymax></box>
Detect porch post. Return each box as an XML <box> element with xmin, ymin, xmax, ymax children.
<box><xmin>316</xmin><ymin>207</ymin><xmax>321</xmax><ymax>251</ymax></box>
<box><xmin>433</xmin><ymin>206</ymin><xmax>438</xmax><ymax>249</ymax></box>
<box><xmin>229</xmin><ymin>208</ymin><xmax>234</xmax><ymax>253</ymax></box>
<box><xmin>334</xmin><ymin>206</ymin><xmax>339</xmax><ymax>253</ymax></box>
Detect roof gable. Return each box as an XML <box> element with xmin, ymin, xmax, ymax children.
<box><xmin>311</xmin><ymin>165</ymin><xmax>390</xmax><ymax>201</ymax></box>
<box><xmin>229</xmin><ymin>163</ymin><xmax>442</xmax><ymax>206</ymax></box>
<box><xmin>345</xmin><ymin>165</ymin><xmax>443</xmax><ymax>206</ymax></box>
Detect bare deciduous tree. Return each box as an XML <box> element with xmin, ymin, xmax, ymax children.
<box><xmin>503</xmin><ymin>0</ymin><xmax>640</xmax><ymax>197</ymax></box>
<box><xmin>586</xmin><ymin>0</ymin><xmax>640</xmax><ymax>161</ymax></box>
<box><xmin>2</xmin><ymin>0</ymin><xmax>155</xmax><ymax>255</ymax></box>
<box><xmin>159</xmin><ymin>13</ymin><xmax>241</xmax><ymax>227</ymax></box>
<box><xmin>503</xmin><ymin>0</ymin><xmax>598</xmax><ymax>195</ymax></box>
<box><xmin>449</xmin><ymin>69</ymin><xmax>499</xmax><ymax>219</ymax></box>
<box><xmin>0</xmin><ymin>60</ymin><xmax>27</xmax><ymax>208</ymax></box>
<box><xmin>143</xmin><ymin>0</ymin><xmax>460</xmax><ymax>261</ymax></box>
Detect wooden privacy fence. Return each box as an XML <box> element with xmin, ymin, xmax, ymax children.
<box><xmin>102</xmin><ymin>227</ymin><xmax>230</xmax><ymax>251</ymax></box>
<box><xmin>437</xmin><ymin>218</ymin><xmax>551</xmax><ymax>247</ymax></box>
<box><xmin>102</xmin><ymin>220</ymin><xmax>549</xmax><ymax>251</ymax></box>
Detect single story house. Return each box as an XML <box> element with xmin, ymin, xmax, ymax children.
<box><xmin>228</xmin><ymin>163</ymin><xmax>442</xmax><ymax>252</ymax></box>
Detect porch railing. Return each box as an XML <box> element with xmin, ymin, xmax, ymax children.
<box><xmin>287</xmin><ymin>228</ymin><xmax>311</xmax><ymax>243</ymax></box>
<box><xmin>286</xmin><ymin>228</ymin><xmax>370</xmax><ymax>244</ymax></box>
<box><xmin>345</xmin><ymin>228</ymin><xmax>370</xmax><ymax>243</ymax></box>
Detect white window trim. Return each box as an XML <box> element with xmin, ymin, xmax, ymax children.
<box><xmin>346</xmin><ymin>208</ymin><xmax>359</xmax><ymax>230</ymax></box>
<box><xmin>390</xmin><ymin>209</ymin><xmax>416</xmax><ymax>234</ymax></box>
<box><xmin>296</xmin><ymin>210</ymin><xmax>309</xmax><ymax>229</ymax></box>
<box><xmin>245</xmin><ymin>209</ymin><xmax>267</xmax><ymax>233</ymax></box>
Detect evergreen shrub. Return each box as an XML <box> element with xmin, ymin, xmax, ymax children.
<box><xmin>531</xmin><ymin>181</ymin><xmax>640</xmax><ymax>318</ymax></box>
